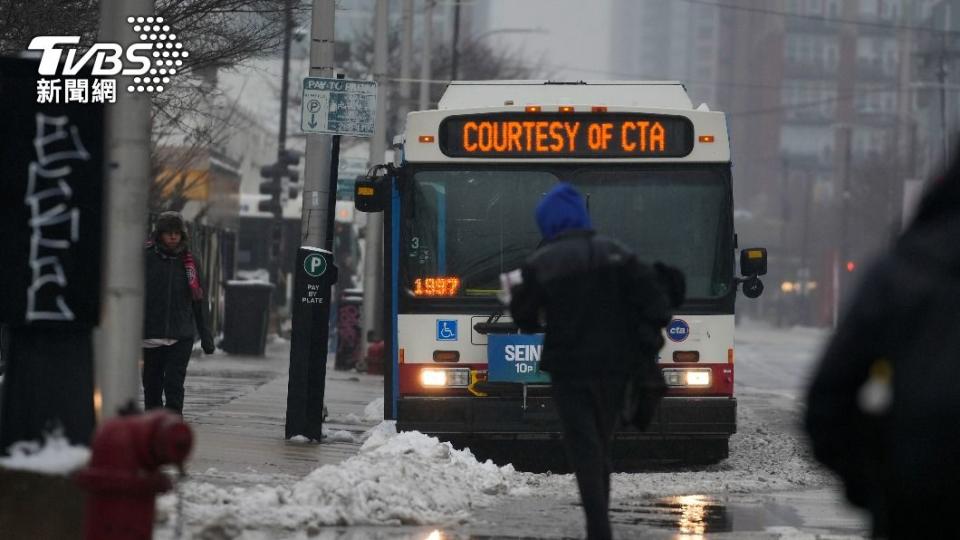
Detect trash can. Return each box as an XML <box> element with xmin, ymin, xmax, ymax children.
<box><xmin>222</xmin><ymin>281</ymin><xmax>274</xmax><ymax>356</ymax></box>
<box><xmin>334</xmin><ymin>289</ymin><xmax>363</xmax><ymax>370</ymax></box>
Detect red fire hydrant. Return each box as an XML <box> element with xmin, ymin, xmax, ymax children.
<box><xmin>74</xmin><ymin>410</ymin><xmax>193</xmax><ymax>540</ymax></box>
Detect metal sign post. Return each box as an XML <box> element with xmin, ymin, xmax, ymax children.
<box><xmin>286</xmin><ymin>59</ymin><xmax>379</xmax><ymax>437</ymax></box>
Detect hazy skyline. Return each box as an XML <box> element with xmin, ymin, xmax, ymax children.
<box><xmin>485</xmin><ymin>0</ymin><xmax>615</xmax><ymax>81</ymax></box>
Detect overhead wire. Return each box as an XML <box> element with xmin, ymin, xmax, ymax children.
<box><xmin>671</xmin><ymin>0</ymin><xmax>951</xmax><ymax>36</ymax></box>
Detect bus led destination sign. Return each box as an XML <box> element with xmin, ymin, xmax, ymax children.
<box><xmin>439</xmin><ymin>113</ymin><xmax>694</xmax><ymax>158</ymax></box>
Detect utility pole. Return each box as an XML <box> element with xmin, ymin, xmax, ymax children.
<box><xmin>285</xmin><ymin>0</ymin><xmax>336</xmax><ymax>441</ymax></box>
<box><xmin>301</xmin><ymin>1</ymin><xmax>336</xmax><ymax>248</ymax></box>
<box><xmin>779</xmin><ymin>158</ymin><xmax>790</xmax><ymax>258</ymax></box>
<box><xmin>892</xmin><ymin>22</ymin><xmax>914</xmax><ymax>238</ymax></box>
<box><xmin>274</xmin><ymin>0</ymin><xmax>294</xmax><ymax>296</ymax></box>
<box><xmin>799</xmin><ymin>170</ymin><xmax>813</xmax><ymax>325</ymax></box>
<box><xmin>360</xmin><ymin>0</ymin><xmax>389</xmax><ymax>351</ymax></box>
<box><xmin>397</xmin><ymin>0</ymin><xmax>414</xmax><ymax>125</ymax></box>
<box><xmin>450</xmin><ymin>0</ymin><xmax>462</xmax><ymax>81</ymax></box>
<box><xmin>837</xmin><ymin>124</ymin><xmax>852</xmax><ymax>324</ymax></box>
<box><xmin>96</xmin><ymin>0</ymin><xmax>154</xmax><ymax>420</ymax></box>
<box><xmin>940</xmin><ymin>5</ymin><xmax>952</xmax><ymax>163</ymax></box>
<box><xmin>832</xmin><ymin>2</ymin><xmax>857</xmax><ymax>328</ymax></box>
<box><xmin>419</xmin><ymin>0</ymin><xmax>435</xmax><ymax>111</ymax></box>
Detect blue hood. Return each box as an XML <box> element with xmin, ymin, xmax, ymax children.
<box><xmin>535</xmin><ymin>183</ymin><xmax>592</xmax><ymax>241</ymax></box>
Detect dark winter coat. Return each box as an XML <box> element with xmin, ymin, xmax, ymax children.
<box><xmin>509</xmin><ymin>184</ymin><xmax>679</xmax><ymax>377</ymax></box>
<box><xmin>805</xmin><ymin>168</ymin><xmax>960</xmax><ymax>538</ymax></box>
<box><xmin>143</xmin><ymin>244</ymin><xmax>212</xmax><ymax>343</ymax></box>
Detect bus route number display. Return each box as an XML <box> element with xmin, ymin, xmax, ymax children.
<box><xmin>439</xmin><ymin>113</ymin><xmax>694</xmax><ymax>158</ymax></box>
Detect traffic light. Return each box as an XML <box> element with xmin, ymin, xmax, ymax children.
<box><xmin>257</xmin><ymin>150</ymin><xmax>302</xmax><ymax>213</ymax></box>
<box><xmin>279</xmin><ymin>149</ymin><xmax>301</xmax><ymax>201</ymax></box>
<box><xmin>258</xmin><ymin>163</ymin><xmax>283</xmax><ymax>214</ymax></box>
<box><xmin>845</xmin><ymin>260</ymin><xmax>857</xmax><ymax>272</ymax></box>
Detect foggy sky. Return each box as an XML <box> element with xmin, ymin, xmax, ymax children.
<box><xmin>484</xmin><ymin>0</ymin><xmax>615</xmax><ymax>81</ymax></box>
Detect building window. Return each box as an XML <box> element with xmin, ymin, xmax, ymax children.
<box><xmin>820</xmin><ymin>89</ymin><xmax>837</xmax><ymax>116</ymax></box>
<box><xmin>881</xmin><ymin>0</ymin><xmax>901</xmax><ymax>20</ymax></box>
<box><xmin>786</xmin><ymin>35</ymin><xmax>801</xmax><ymax>62</ymax></box>
<box><xmin>826</xmin><ymin>0</ymin><xmax>840</xmax><ymax>18</ymax></box>
<box><xmin>805</xmin><ymin>0</ymin><xmax>823</xmax><ymax>15</ymax></box>
<box><xmin>824</xmin><ymin>41</ymin><xmax>839</xmax><ymax>70</ymax></box>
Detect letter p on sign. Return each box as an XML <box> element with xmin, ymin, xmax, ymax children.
<box><xmin>304</xmin><ymin>253</ymin><xmax>327</xmax><ymax>277</ymax></box>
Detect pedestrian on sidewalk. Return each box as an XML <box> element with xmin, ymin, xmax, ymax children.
<box><xmin>805</xmin><ymin>146</ymin><xmax>960</xmax><ymax>539</ymax></box>
<box><xmin>508</xmin><ymin>183</ymin><xmax>681</xmax><ymax>540</ymax></box>
<box><xmin>142</xmin><ymin>211</ymin><xmax>215</xmax><ymax>415</ymax></box>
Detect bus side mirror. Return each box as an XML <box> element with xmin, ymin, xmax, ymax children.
<box><xmin>739</xmin><ymin>247</ymin><xmax>767</xmax><ymax>299</ymax></box>
<box><xmin>740</xmin><ymin>247</ymin><xmax>767</xmax><ymax>277</ymax></box>
<box><xmin>353</xmin><ymin>177</ymin><xmax>386</xmax><ymax>212</ymax></box>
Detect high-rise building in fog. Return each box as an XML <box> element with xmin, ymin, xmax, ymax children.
<box><xmin>724</xmin><ymin>0</ymin><xmax>939</xmax><ymax>324</ymax></box>
<box><xmin>611</xmin><ymin>0</ymin><xmax>947</xmax><ymax>325</ymax></box>
<box><xmin>610</xmin><ymin>0</ymin><xmax>721</xmax><ymax>106</ymax></box>
<box><xmin>913</xmin><ymin>0</ymin><xmax>960</xmax><ymax>177</ymax></box>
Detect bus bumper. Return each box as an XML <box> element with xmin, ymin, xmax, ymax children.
<box><xmin>396</xmin><ymin>395</ymin><xmax>736</xmax><ymax>439</ymax></box>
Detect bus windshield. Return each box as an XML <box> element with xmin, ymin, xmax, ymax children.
<box><xmin>401</xmin><ymin>165</ymin><xmax>733</xmax><ymax>300</ymax></box>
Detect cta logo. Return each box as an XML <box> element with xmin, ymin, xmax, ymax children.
<box><xmin>27</xmin><ymin>16</ymin><xmax>188</xmax><ymax>103</ymax></box>
<box><xmin>667</xmin><ymin>318</ymin><xmax>690</xmax><ymax>343</ymax></box>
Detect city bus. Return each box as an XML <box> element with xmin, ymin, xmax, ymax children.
<box><xmin>356</xmin><ymin>81</ymin><xmax>766</xmax><ymax>466</ymax></box>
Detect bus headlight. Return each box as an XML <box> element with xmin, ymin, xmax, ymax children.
<box><xmin>663</xmin><ymin>368</ymin><xmax>711</xmax><ymax>388</ymax></box>
<box><xmin>420</xmin><ymin>368</ymin><xmax>470</xmax><ymax>388</ymax></box>
<box><xmin>685</xmin><ymin>370</ymin><xmax>711</xmax><ymax>386</ymax></box>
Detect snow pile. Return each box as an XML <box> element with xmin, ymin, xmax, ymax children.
<box><xmin>363</xmin><ymin>397</ymin><xmax>384</xmax><ymax>422</ymax></box>
<box><xmin>0</xmin><ymin>433</ymin><xmax>90</xmax><ymax>475</ymax></box>
<box><xmin>162</xmin><ymin>422</ymin><xmax>529</xmax><ymax>530</ymax></box>
<box><xmin>235</xmin><ymin>268</ymin><xmax>270</xmax><ymax>283</ymax></box>
<box><xmin>606</xmin><ymin>407</ymin><xmax>830</xmax><ymax>501</ymax></box>
<box><xmin>325</xmin><ymin>429</ymin><xmax>356</xmax><ymax>443</ymax></box>
<box><xmin>326</xmin><ymin>398</ymin><xmax>384</xmax><ymax>427</ymax></box>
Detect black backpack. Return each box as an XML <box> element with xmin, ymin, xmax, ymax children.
<box><xmin>621</xmin><ymin>262</ymin><xmax>683</xmax><ymax>429</ymax></box>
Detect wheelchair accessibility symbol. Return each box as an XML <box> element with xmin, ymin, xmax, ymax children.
<box><xmin>436</xmin><ymin>319</ymin><xmax>458</xmax><ymax>341</ymax></box>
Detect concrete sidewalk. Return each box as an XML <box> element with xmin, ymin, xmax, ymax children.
<box><xmin>177</xmin><ymin>339</ymin><xmax>383</xmax><ymax>483</ymax></box>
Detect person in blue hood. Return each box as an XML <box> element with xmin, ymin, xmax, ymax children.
<box><xmin>510</xmin><ymin>182</ymin><xmax>684</xmax><ymax>540</ymax></box>
<box><xmin>535</xmin><ymin>182</ymin><xmax>593</xmax><ymax>241</ymax></box>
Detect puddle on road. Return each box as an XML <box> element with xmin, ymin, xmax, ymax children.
<box><xmin>608</xmin><ymin>491</ymin><xmax>864</xmax><ymax>537</ymax></box>
<box><xmin>610</xmin><ymin>494</ymin><xmax>737</xmax><ymax>535</ymax></box>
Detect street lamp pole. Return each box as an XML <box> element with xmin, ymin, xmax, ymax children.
<box><xmin>450</xmin><ymin>1</ymin><xmax>461</xmax><ymax>81</ymax></box>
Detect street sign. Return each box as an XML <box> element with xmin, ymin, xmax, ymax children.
<box><xmin>301</xmin><ymin>77</ymin><xmax>377</xmax><ymax>137</ymax></box>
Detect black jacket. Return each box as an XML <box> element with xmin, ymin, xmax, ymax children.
<box><xmin>805</xmin><ymin>211</ymin><xmax>960</xmax><ymax>538</ymax></box>
<box><xmin>509</xmin><ymin>230</ymin><xmax>676</xmax><ymax>377</ymax></box>
<box><xmin>143</xmin><ymin>244</ymin><xmax>212</xmax><ymax>343</ymax></box>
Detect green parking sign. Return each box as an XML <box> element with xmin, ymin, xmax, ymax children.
<box><xmin>303</xmin><ymin>253</ymin><xmax>327</xmax><ymax>277</ymax></box>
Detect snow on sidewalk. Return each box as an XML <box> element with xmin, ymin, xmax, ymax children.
<box><xmin>0</xmin><ymin>433</ymin><xmax>90</xmax><ymax>475</ymax></box>
<box><xmin>159</xmin><ymin>421</ymin><xmax>527</xmax><ymax>531</ymax></box>
<box><xmin>161</xmin><ymin>414</ymin><xmax>829</xmax><ymax>533</ymax></box>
